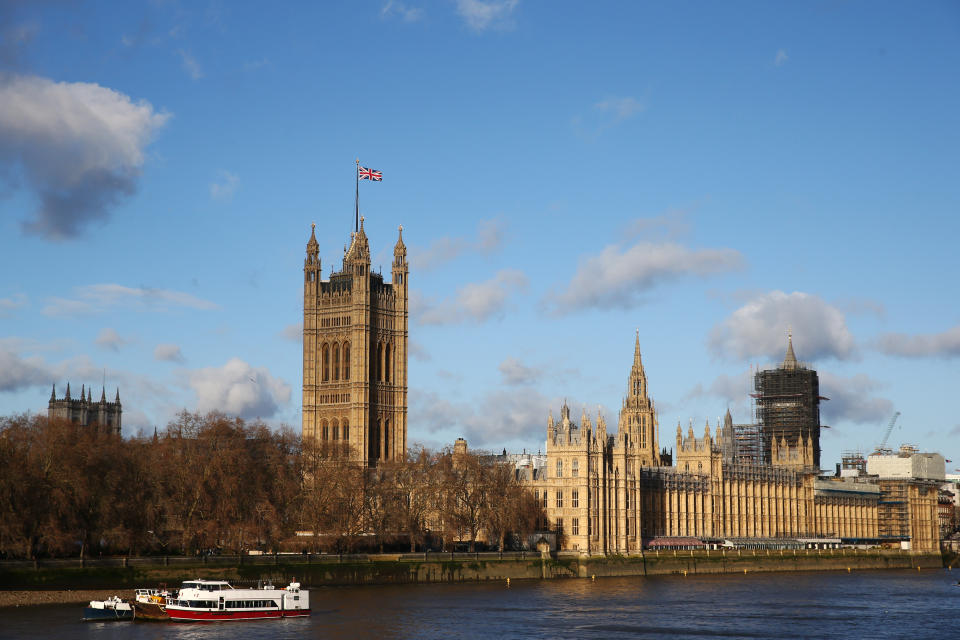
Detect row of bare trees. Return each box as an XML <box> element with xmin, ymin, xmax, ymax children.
<box><xmin>0</xmin><ymin>412</ymin><xmax>542</xmax><ymax>559</ymax></box>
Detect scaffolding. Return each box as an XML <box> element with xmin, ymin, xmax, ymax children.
<box><xmin>877</xmin><ymin>479</ymin><xmax>909</xmax><ymax>539</ymax></box>
<box><xmin>731</xmin><ymin>423</ymin><xmax>764</xmax><ymax>465</ymax></box>
<box><xmin>841</xmin><ymin>450</ymin><xmax>866</xmax><ymax>474</ymax></box>
<box><xmin>753</xmin><ymin>363</ymin><xmax>822</xmax><ymax>467</ymax></box>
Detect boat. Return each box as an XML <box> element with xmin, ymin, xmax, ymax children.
<box><xmin>131</xmin><ymin>587</ymin><xmax>174</xmax><ymax>622</ymax></box>
<box><xmin>82</xmin><ymin>595</ymin><xmax>133</xmax><ymax>622</ymax></box>
<box><xmin>164</xmin><ymin>579</ymin><xmax>310</xmax><ymax>622</ymax></box>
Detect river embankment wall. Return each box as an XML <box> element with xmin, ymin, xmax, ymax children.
<box><xmin>0</xmin><ymin>549</ymin><xmax>943</xmax><ymax>595</ymax></box>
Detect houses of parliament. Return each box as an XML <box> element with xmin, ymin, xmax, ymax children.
<box><xmin>301</xmin><ymin>218</ymin><xmax>408</xmax><ymax>466</ymax></box>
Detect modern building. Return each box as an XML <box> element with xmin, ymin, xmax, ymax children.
<box><xmin>47</xmin><ymin>383</ymin><xmax>122</xmax><ymax>434</ymax></box>
<box><xmin>866</xmin><ymin>446</ymin><xmax>944</xmax><ymax>550</ymax></box>
<box><xmin>753</xmin><ymin>334</ymin><xmax>824</xmax><ymax>467</ymax></box>
<box><xmin>301</xmin><ymin>218</ymin><xmax>408</xmax><ymax>465</ymax></box>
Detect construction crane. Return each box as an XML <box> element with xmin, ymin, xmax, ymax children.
<box><xmin>875</xmin><ymin>411</ymin><xmax>901</xmax><ymax>454</ymax></box>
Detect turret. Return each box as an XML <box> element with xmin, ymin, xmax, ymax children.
<box><xmin>115</xmin><ymin>388</ymin><xmax>121</xmax><ymax>405</ymax></box>
<box><xmin>50</xmin><ymin>384</ymin><xmax>56</xmax><ymax>403</ymax></box>
<box><xmin>65</xmin><ymin>382</ymin><xmax>71</xmax><ymax>400</ymax></box>
<box><xmin>304</xmin><ymin>223</ymin><xmax>321</xmax><ymax>294</ymax></box>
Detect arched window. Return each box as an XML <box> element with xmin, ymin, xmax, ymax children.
<box><xmin>384</xmin><ymin>418</ymin><xmax>390</xmax><ymax>458</ymax></box>
<box><xmin>321</xmin><ymin>420</ymin><xmax>329</xmax><ymax>441</ymax></box>
<box><xmin>333</xmin><ymin>344</ymin><xmax>340</xmax><ymax>381</ymax></box>
<box><xmin>385</xmin><ymin>343</ymin><xmax>391</xmax><ymax>383</ymax></box>
<box><xmin>332</xmin><ymin>419</ymin><xmax>339</xmax><ymax>440</ymax></box>
<box><xmin>377</xmin><ymin>343</ymin><xmax>383</xmax><ymax>382</ymax></box>
<box><xmin>342</xmin><ymin>419</ymin><xmax>349</xmax><ymax>441</ymax></box>
<box><xmin>343</xmin><ymin>342</ymin><xmax>350</xmax><ymax>380</ymax></box>
<box><xmin>322</xmin><ymin>344</ymin><xmax>329</xmax><ymax>382</ymax></box>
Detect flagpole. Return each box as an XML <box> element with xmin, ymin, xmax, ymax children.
<box><xmin>355</xmin><ymin>157</ymin><xmax>360</xmax><ymax>232</ymax></box>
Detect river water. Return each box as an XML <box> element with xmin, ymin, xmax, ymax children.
<box><xmin>1</xmin><ymin>570</ymin><xmax>955</xmax><ymax>639</ymax></box>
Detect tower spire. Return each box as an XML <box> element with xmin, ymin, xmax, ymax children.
<box><xmin>782</xmin><ymin>329</ymin><xmax>798</xmax><ymax>370</ymax></box>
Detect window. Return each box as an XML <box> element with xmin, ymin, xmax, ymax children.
<box><xmin>625</xmin><ymin>518</ymin><xmax>630</xmax><ymax>535</ymax></box>
<box><xmin>377</xmin><ymin>343</ymin><xmax>383</xmax><ymax>381</ymax></box>
<box><xmin>343</xmin><ymin>343</ymin><xmax>350</xmax><ymax>380</ymax></box>
<box><xmin>698</xmin><ymin>462</ymin><xmax>703</xmax><ymax>472</ymax></box>
<box><xmin>322</xmin><ymin>421</ymin><xmax>328</xmax><ymax>441</ymax></box>
<box><xmin>541</xmin><ymin>490</ymin><xmax>547</xmax><ymax>508</ymax></box>
<box><xmin>322</xmin><ymin>344</ymin><xmax>329</xmax><ymax>382</ymax></box>
<box><xmin>625</xmin><ymin>492</ymin><xmax>630</xmax><ymax>509</ymax></box>
<box><xmin>572</xmin><ymin>518</ymin><xmax>579</xmax><ymax>536</ymax></box>
<box><xmin>333</xmin><ymin>344</ymin><xmax>340</xmax><ymax>381</ymax></box>
<box><xmin>385</xmin><ymin>343</ymin><xmax>391</xmax><ymax>383</ymax></box>
<box><xmin>572</xmin><ymin>459</ymin><xmax>579</xmax><ymax>477</ymax></box>
<box><xmin>572</xmin><ymin>490</ymin><xmax>579</xmax><ymax>508</ymax></box>
<box><xmin>556</xmin><ymin>459</ymin><xmax>563</xmax><ymax>478</ymax></box>
<box><xmin>342</xmin><ymin>420</ymin><xmax>349</xmax><ymax>441</ymax></box>
<box><xmin>557</xmin><ymin>518</ymin><xmax>564</xmax><ymax>535</ymax></box>
<box><xmin>332</xmin><ymin>421</ymin><xmax>339</xmax><ymax>440</ymax></box>
<box><xmin>556</xmin><ymin>491</ymin><xmax>563</xmax><ymax>509</ymax></box>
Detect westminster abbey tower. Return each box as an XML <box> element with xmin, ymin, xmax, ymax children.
<box><xmin>302</xmin><ymin>218</ymin><xmax>408</xmax><ymax>465</ymax></box>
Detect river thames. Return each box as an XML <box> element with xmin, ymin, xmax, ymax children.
<box><xmin>0</xmin><ymin>570</ymin><xmax>955</xmax><ymax>639</ymax></box>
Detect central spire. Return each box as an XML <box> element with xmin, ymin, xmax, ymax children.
<box><xmin>782</xmin><ymin>330</ymin><xmax>798</xmax><ymax>370</ymax></box>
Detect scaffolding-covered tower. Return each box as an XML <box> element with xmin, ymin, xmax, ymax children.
<box><xmin>753</xmin><ymin>334</ymin><xmax>824</xmax><ymax>468</ymax></box>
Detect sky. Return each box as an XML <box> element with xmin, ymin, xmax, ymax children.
<box><xmin>1</xmin><ymin>1</ymin><xmax>958</xmax><ymax>469</ymax></box>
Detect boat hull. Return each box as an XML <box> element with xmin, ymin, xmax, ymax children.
<box><xmin>132</xmin><ymin>601</ymin><xmax>170</xmax><ymax>622</ymax></box>
<box><xmin>82</xmin><ymin>607</ymin><xmax>133</xmax><ymax>622</ymax></box>
<box><xmin>167</xmin><ymin>608</ymin><xmax>310</xmax><ymax>622</ymax></box>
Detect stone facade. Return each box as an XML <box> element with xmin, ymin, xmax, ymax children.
<box><xmin>47</xmin><ymin>383</ymin><xmax>122</xmax><ymax>434</ymax></box>
<box><xmin>301</xmin><ymin>219</ymin><xmax>408</xmax><ymax>465</ymax></box>
<box><xmin>526</xmin><ymin>335</ymin><xmax>940</xmax><ymax>553</ymax></box>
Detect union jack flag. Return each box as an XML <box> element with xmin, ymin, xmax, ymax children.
<box><xmin>358</xmin><ymin>166</ymin><xmax>382</xmax><ymax>181</ymax></box>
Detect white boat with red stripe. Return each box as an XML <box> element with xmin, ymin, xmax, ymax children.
<box><xmin>165</xmin><ymin>579</ymin><xmax>310</xmax><ymax>622</ymax></box>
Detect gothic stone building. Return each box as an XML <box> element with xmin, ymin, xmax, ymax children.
<box><xmin>301</xmin><ymin>218</ymin><xmax>408</xmax><ymax>466</ymax></box>
<box><xmin>524</xmin><ymin>335</ymin><xmax>940</xmax><ymax>553</ymax></box>
<box><xmin>48</xmin><ymin>383</ymin><xmax>122</xmax><ymax>434</ymax></box>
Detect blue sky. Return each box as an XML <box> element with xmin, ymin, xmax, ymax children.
<box><xmin>1</xmin><ymin>1</ymin><xmax>958</xmax><ymax>468</ymax></box>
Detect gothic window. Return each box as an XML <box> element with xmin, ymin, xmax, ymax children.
<box><xmin>556</xmin><ymin>491</ymin><xmax>563</xmax><ymax>509</ymax></box>
<box><xmin>541</xmin><ymin>491</ymin><xmax>547</xmax><ymax>508</ymax></box>
<box><xmin>572</xmin><ymin>490</ymin><xmax>579</xmax><ymax>508</ymax></box>
<box><xmin>385</xmin><ymin>343</ymin><xmax>391</xmax><ymax>383</ymax></box>
<box><xmin>343</xmin><ymin>343</ymin><xmax>350</xmax><ymax>380</ymax></box>
<box><xmin>572</xmin><ymin>518</ymin><xmax>579</xmax><ymax>536</ymax></box>
<box><xmin>321</xmin><ymin>420</ymin><xmax>329</xmax><ymax>441</ymax></box>
<box><xmin>332</xmin><ymin>419</ymin><xmax>339</xmax><ymax>440</ymax></box>
<box><xmin>322</xmin><ymin>344</ymin><xmax>329</xmax><ymax>382</ymax></box>
<box><xmin>625</xmin><ymin>492</ymin><xmax>630</xmax><ymax>509</ymax></box>
<box><xmin>556</xmin><ymin>459</ymin><xmax>563</xmax><ymax>478</ymax></box>
<box><xmin>342</xmin><ymin>420</ymin><xmax>349</xmax><ymax>441</ymax></box>
<box><xmin>557</xmin><ymin>518</ymin><xmax>563</xmax><ymax>535</ymax></box>
<box><xmin>698</xmin><ymin>462</ymin><xmax>703</xmax><ymax>472</ymax></box>
<box><xmin>385</xmin><ymin>418</ymin><xmax>390</xmax><ymax>457</ymax></box>
<box><xmin>625</xmin><ymin>518</ymin><xmax>630</xmax><ymax>535</ymax></box>
<box><xmin>377</xmin><ymin>343</ymin><xmax>383</xmax><ymax>382</ymax></box>
<box><xmin>333</xmin><ymin>344</ymin><xmax>340</xmax><ymax>381</ymax></box>
<box><xmin>572</xmin><ymin>459</ymin><xmax>579</xmax><ymax>478</ymax></box>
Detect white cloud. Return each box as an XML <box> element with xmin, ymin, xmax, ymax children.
<box><xmin>210</xmin><ymin>170</ymin><xmax>239</xmax><ymax>201</ymax></box>
<box><xmin>411</xmin><ymin>386</ymin><xmax>560</xmax><ymax>447</ymax></box>
<box><xmin>0</xmin><ymin>74</ymin><xmax>170</xmax><ymax>239</ymax></box>
<box><xmin>499</xmin><ymin>356</ymin><xmax>540</xmax><ymax>385</ymax></box>
<box><xmin>411</xmin><ymin>217</ymin><xmax>506</xmax><ymax>270</ymax></box>
<box><xmin>0</xmin><ymin>293</ymin><xmax>27</xmax><ymax>315</ymax></box>
<box><xmin>456</xmin><ymin>0</ymin><xmax>518</xmax><ymax>32</ymax></box>
<box><xmin>874</xmin><ymin>325</ymin><xmax>960</xmax><ymax>358</ymax></box>
<box><xmin>185</xmin><ymin>358</ymin><xmax>291</xmax><ymax>419</ymax></box>
<box><xmin>547</xmin><ymin>242</ymin><xmax>743</xmax><ymax>314</ymax></box>
<box><xmin>573</xmin><ymin>95</ymin><xmax>646</xmax><ymax>139</ymax></box>
<box><xmin>708</xmin><ymin>291</ymin><xmax>855</xmax><ymax>362</ymax></box>
<box><xmin>413</xmin><ymin>269</ymin><xmax>528</xmax><ymax>325</ymax></box>
<box><xmin>381</xmin><ymin>1</ymin><xmax>423</xmax><ymax>22</ymax></box>
<box><xmin>43</xmin><ymin>283</ymin><xmax>218</xmax><ymax>316</ymax></box>
<box><xmin>95</xmin><ymin>327</ymin><xmax>131</xmax><ymax>352</ymax></box>
<box><xmin>279</xmin><ymin>322</ymin><xmax>303</xmax><ymax>342</ymax></box>
<box><xmin>409</xmin><ymin>340</ymin><xmax>431</xmax><ymax>362</ymax></box>
<box><xmin>154</xmin><ymin>343</ymin><xmax>186</xmax><ymax>363</ymax></box>
<box><xmin>819</xmin><ymin>372</ymin><xmax>893</xmax><ymax>426</ymax></box>
<box><xmin>626</xmin><ymin>208</ymin><xmax>693</xmax><ymax>239</ymax></box>
<box><xmin>594</xmin><ymin>96</ymin><xmax>645</xmax><ymax>122</ymax></box>
<box><xmin>177</xmin><ymin>49</ymin><xmax>203</xmax><ymax>80</ymax></box>
<box><xmin>0</xmin><ymin>347</ymin><xmax>50</xmax><ymax>392</ymax></box>
<box><xmin>774</xmin><ymin>49</ymin><xmax>789</xmax><ymax>66</ymax></box>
